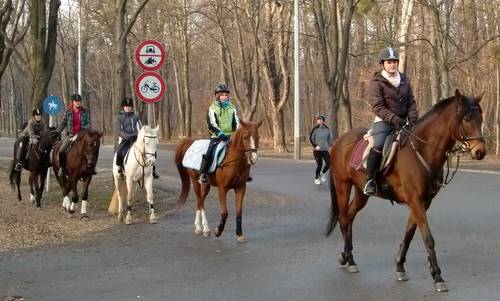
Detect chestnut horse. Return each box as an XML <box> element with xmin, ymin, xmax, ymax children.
<box><xmin>9</xmin><ymin>130</ymin><xmax>61</xmax><ymax>207</ymax></box>
<box><xmin>175</xmin><ymin>120</ymin><xmax>262</xmax><ymax>243</ymax></box>
<box><xmin>326</xmin><ymin>90</ymin><xmax>485</xmax><ymax>292</ymax></box>
<box><xmin>52</xmin><ymin>129</ymin><xmax>103</xmax><ymax>220</ymax></box>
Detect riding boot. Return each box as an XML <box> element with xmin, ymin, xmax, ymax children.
<box><xmin>363</xmin><ymin>149</ymin><xmax>382</xmax><ymax>195</ymax></box>
<box><xmin>59</xmin><ymin>152</ymin><xmax>67</xmax><ymax>176</ymax></box>
<box><xmin>198</xmin><ymin>155</ymin><xmax>210</xmax><ymax>184</ymax></box>
<box><xmin>152</xmin><ymin>165</ymin><xmax>160</xmax><ymax>179</ymax></box>
<box><xmin>15</xmin><ymin>143</ymin><xmax>24</xmax><ymax>171</ymax></box>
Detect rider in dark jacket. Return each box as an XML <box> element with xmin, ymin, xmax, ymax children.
<box><xmin>364</xmin><ymin>47</ymin><xmax>419</xmax><ymax>195</ymax></box>
<box><xmin>15</xmin><ymin>107</ymin><xmax>48</xmax><ymax>170</ymax></box>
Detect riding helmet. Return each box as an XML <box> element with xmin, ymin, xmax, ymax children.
<box><xmin>317</xmin><ymin>114</ymin><xmax>326</xmax><ymax>121</ymax></box>
<box><xmin>32</xmin><ymin>107</ymin><xmax>42</xmax><ymax>116</ymax></box>
<box><xmin>122</xmin><ymin>96</ymin><xmax>134</xmax><ymax>107</ymax></box>
<box><xmin>214</xmin><ymin>83</ymin><xmax>230</xmax><ymax>94</ymax></box>
<box><xmin>378</xmin><ymin>47</ymin><xmax>399</xmax><ymax>63</ymax></box>
<box><xmin>70</xmin><ymin>93</ymin><xmax>82</xmax><ymax>101</ymax></box>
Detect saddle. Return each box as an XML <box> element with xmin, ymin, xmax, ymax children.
<box><xmin>182</xmin><ymin>140</ymin><xmax>228</xmax><ymax>173</ymax></box>
<box><xmin>350</xmin><ymin>128</ymin><xmax>403</xmax><ymax>175</ymax></box>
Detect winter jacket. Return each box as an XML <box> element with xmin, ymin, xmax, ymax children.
<box><xmin>309</xmin><ymin>125</ymin><xmax>332</xmax><ymax>151</ymax></box>
<box><xmin>57</xmin><ymin>105</ymin><xmax>91</xmax><ymax>137</ymax></box>
<box><xmin>21</xmin><ymin>118</ymin><xmax>48</xmax><ymax>140</ymax></box>
<box><xmin>206</xmin><ymin>100</ymin><xmax>240</xmax><ymax>138</ymax></box>
<box><xmin>117</xmin><ymin>111</ymin><xmax>142</xmax><ymax>140</ymax></box>
<box><xmin>368</xmin><ymin>72</ymin><xmax>418</xmax><ymax>126</ymax></box>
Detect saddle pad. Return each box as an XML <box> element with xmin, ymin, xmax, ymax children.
<box><xmin>182</xmin><ymin>140</ymin><xmax>227</xmax><ymax>173</ymax></box>
<box><xmin>350</xmin><ymin>139</ymin><xmax>369</xmax><ymax>171</ymax></box>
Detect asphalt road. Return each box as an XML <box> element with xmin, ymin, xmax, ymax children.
<box><xmin>1</xmin><ymin>138</ymin><xmax>499</xmax><ymax>301</ymax></box>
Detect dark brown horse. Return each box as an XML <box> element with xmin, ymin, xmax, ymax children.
<box><xmin>9</xmin><ymin>130</ymin><xmax>61</xmax><ymax>207</ymax></box>
<box><xmin>52</xmin><ymin>129</ymin><xmax>103</xmax><ymax>220</ymax></box>
<box><xmin>326</xmin><ymin>90</ymin><xmax>486</xmax><ymax>292</ymax></box>
<box><xmin>175</xmin><ymin>120</ymin><xmax>262</xmax><ymax>243</ymax></box>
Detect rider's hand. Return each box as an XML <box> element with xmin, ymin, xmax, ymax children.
<box><xmin>315</xmin><ymin>145</ymin><xmax>321</xmax><ymax>151</ymax></box>
<box><xmin>219</xmin><ymin>134</ymin><xmax>229</xmax><ymax>142</ymax></box>
<box><xmin>394</xmin><ymin>117</ymin><xmax>407</xmax><ymax>129</ymax></box>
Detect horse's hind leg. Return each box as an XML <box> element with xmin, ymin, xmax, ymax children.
<box><xmin>15</xmin><ymin>171</ymin><xmax>22</xmax><ymax>202</ymax></box>
<box><xmin>125</xmin><ymin>178</ymin><xmax>136</xmax><ymax>225</ymax></box>
<box><xmin>213</xmin><ymin>187</ymin><xmax>229</xmax><ymax>238</ymax></box>
<box><xmin>192</xmin><ymin>181</ymin><xmax>210</xmax><ymax>236</ymax></box>
<box><xmin>336</xmin><ymin>181</ymin><xmax>360</xmax><ymax>272</ymax></box>
<box><xmin>28</xmin><ymin>176</ymin><xmax>36</xmax><ymax>204</ymax></box>
<box><xmin>68</xmin><ymin>178</ymin><xmax>79</xmax><ymax>215</ymax></box>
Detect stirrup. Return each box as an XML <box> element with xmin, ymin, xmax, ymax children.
<box><xmin>14</xmin><ymin>162</ymin><xmax>22</xmax><ymax>171</ymax></box>
<box><xmin>59</xmin><ymin>167</ymin><xmax>67</xmax><ymax>176</ymax></box>
<box><xmin>363</xmin><ymin>179</ymin><xmax>377</xmax><ymax>195</ymax></box>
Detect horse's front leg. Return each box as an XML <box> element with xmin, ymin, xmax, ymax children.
<box><xmin>125</xmin><ymin>177</ymin><xmax>136</xmax><ymax>225</ymax></box>
<box><xmin>410</xmin><ymin>203</ymin><xmax>448</xmax><ymax>292</ymax></box>
<box><xmin>15</xmin><ymin>169</ymin><xmax>22</xmax><ymax>202</ymax></box>
<box><xmin>35</xmin><ymin>170</ymin><xmax>48</xmax><ymax>208</ymax></box>
<box><xmin>234</xmin><ymin>185</ymin><xmax>247</xmax><ymax>243</ymax></box>
<box><xmin>80</xmin><ymin>177</ymin><xmax>92</xmax><ymax>221</ymax></box>
<box><xmin>214</xmin><ymin>186</ymin><xmax>229</xmax><ymax>238</ymax></box>
<box><xmin>144</xmin><ymin>171</ymin><xmax>157</xmax><ymax>224</ymax></box>
<box><xmin>28</xmin><ymin>176</ymin><xmax>36</xmax><ymax>205</ymax></box>
<box><xmin>68</xmin><ymin>177</ymin><xmax>79</xmax><ymax>215</ymax></box>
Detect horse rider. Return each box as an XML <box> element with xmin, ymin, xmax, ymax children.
<box><xmin>198</xmin><ymin>83</ymin><xmax>240</xmax><ymax>184</ymax></box>
<box><xmin>364</xmin><ymin>47</ymin><xmax>419</xmax><ymax>195</ymax></box>
<box><xmin>14</xmin><ymin>107</ymin><xmax>48</xmax><ymax>171</ymax></box>
<box><xmin>309</xmin><ymin>113</ymin><xmax>332</xmax><ymax>185</ymax></box>
<box><xmin>115</xmin><ymin>96</ymin><xmax>160</xmax><ymax>180</ymax></box>
<box><xmin>56</xmin><ymin>93</ymin><xmax>92</xmax><ymax>176</ymax></box>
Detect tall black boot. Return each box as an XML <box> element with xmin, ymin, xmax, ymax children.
<box><xmin>59</xmin><ymin>152</ymin><xmax>67</xmax><ymax>176</ymax></box>
<box><xmin>363</xmin><ymin>149</ymin><xmax>382</xmax><ymax>195</ymax></box>
<box><xmin>198</xmin><ymin>155</ymin><xmax>210</xmax><ymax>184</ymax></box>
<box><xmin>152</xmin><ymin>164</ymin><xmax>160</xmax><ymax>179</ymax></box>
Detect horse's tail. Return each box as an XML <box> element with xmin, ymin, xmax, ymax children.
<box><xmin>8</xmin><ymin>160</ymin><xmax>17</xmax><ymax>188</ymax></box>
<box><xmin>175</xmin><ymin>140</ymin><xmax>192</xmax><ymax>208</ymax></box>
<box><xmin>326</xmin><ymin>172</ymin><xmax>339</xmax><ymax>236</ymax></box>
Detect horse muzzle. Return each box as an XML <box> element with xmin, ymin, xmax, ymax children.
<box><xmin>469</xmin><ymin>142</ymin><xmax>486</xmax><ymax>160</ymax></box>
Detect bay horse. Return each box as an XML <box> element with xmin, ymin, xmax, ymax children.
<box><xmin>326</xmin><ymin>90</ymin><xmax>486</xmax><ymax>292</ymax></box>
<box><xmin>175</xmin><ymin>120</ymin><xmax>262</xmax><ymax>243</ymax></box>
<box><xmin>9</xmin><ymin>130</ymin><xmax>61</xmax><ymax>207</ymax></box>
<box><xmin>52</xmin><ymin>129</ymin><xmax>103</xmax><ymax>220</ymax></box>
<box><xmin>112</xmin><ymin>125</ymin><xmax>159</xmax><ymax>224</ymax></box>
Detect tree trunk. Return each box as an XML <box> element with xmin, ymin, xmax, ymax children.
<box><xmin>397</xmin><ymin>0</ymin><xmax>415</xmax><ymax>74</ymax></box>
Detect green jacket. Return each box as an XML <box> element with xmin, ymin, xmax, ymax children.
<box><xmin>56</xmin><ymin>105</ymin><xmax>91</xmax><ymax>137</ymax></box>
<box><xmin>206</xmin><ymin>100</ymin><xmax>240</xmax><ymax>138</ymax></box>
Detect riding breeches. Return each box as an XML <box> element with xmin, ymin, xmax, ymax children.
<box><xmin>372</xmin><ymin>121</ymin><xmax>394</xmax><ymax>151</ymax></box>
<box><xmin>116</xmin><ymin>137</ymin><xmax>136</xmax><ymax>167</ymax></box>
<box><xmin>201</xmin><ymin>137</ymin><xmax>224</xmax><ymax>173</ymax></box>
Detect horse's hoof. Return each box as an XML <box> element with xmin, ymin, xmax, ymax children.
<box><xmin>395</xmin><ymin>272</ymin><xmax>409</xmax><ymax>281</ymax></box>
<box><xmin>80</xmin><ymin>215</ymin><xmax>90</xmax><ymax>221</ymax></box>
<box><xmin>345</xmin><ymin>265</ymin><xmax>359</xmax><ymax>273</ymax></box>
<box><xmin>338</xmin><ymin>255</ymin><xmax>347</xmax><ymax>266</ymax></box>
<box><xmin>68</xmin><ymin>209</ymin><xmax>75</xmax><ymax>214</ymax></box>
<box><xmin>150</xmin><ymin>216</ymin><xmax>158</xmax><ymax>224</ymax></box>
<box><xmin>194</xmin><ymin>229</ymin><xmax>203</xmax><ymax>235</ymax></box>
<box><xmin>214</xmin><ymin>229</ymin><xmax>221</xmax><ymax>237</ymax></box>
<box><xmin>125</xmin><ymin>220</ymin><xmax>133</xmax><ymax>225</ymax></box>
<box><xmin>237</xmin><ymin>235</ymin><xmax>248</xmax><ymax>243</ymax></box>
<box><xmin>203</xmin><ymin>231</ymin><xmax>211</xmax><ymax>237</ymax></box>
<box><xmin>434</xmin><ymin>282</ymin><xmax>448</xmax><ymax>292</ymax></box>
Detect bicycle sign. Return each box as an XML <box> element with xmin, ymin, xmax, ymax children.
<box><xmin>134</xmin><ymin>71</ymin><xmax>166</xmax><ymax>103</ymax></box>
<box><xmin>135</xmin><ymin>40</ymin><xmax>166</xmax><ymax>71</ymax></box>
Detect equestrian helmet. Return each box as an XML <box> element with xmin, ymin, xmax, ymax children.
<box><xmin>70</xmin><ymin>93</ymin><xmax>82</xmax><ymax>101</ymax></box>
<box><xmin>317</xmin><ymin>114</ymin><xmax>326</xmax><ymax>121</ymax></box>
<box><xmin>214</xmin><ymin>83</ymin><xmax>230</xmax><ymax>94</ymax></box>
<box><xmin>32</xmin><ymin>107</ymin><xmax>42</xmax><ymax>116</ymax></box>
<box><xmin>379</xmin><ymin>47</ymin><xmax>399</xmax><ymax>63</ymax></box>
<box><xmin>122</xmin><ymin>96</ymin><xmax>134</xmax><ymax>107</ymax></box>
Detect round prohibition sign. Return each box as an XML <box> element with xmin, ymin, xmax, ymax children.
<box><xmin>135</xmin><ymin>40</ymin><xmax>166</xmax><ymax>71</ymax></box>
<box><xmin>135</xmin><ymin>72</ymin><xmax>166</xmax><ymax>103</ymax></box>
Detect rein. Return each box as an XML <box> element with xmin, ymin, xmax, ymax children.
<box><xmin>132</xmin><ymin>134</ymin><xmax>157</xmax><ymax>188</ymax></box>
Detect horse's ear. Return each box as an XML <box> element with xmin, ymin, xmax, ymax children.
<box><xmin>476</xmin><ymin>91</ymin><xmax>485</xmax><ymax>103</ymax></box>
<box><xmin>455</xmin><ymin>89</ymin><xmax>462</xmax><ymax>99</ymax></box>
<box><xmin>240</xmin><ymin>120</ymin><xmax>248</xmax><ymax>128</ymax></box>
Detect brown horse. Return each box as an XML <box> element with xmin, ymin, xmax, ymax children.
<box><xmin>175</xmin><ymin>120</ymin><xmax>262</xmax><ymax>243</ymax></box>
<box><xmin>9</xmin><ymin>130</ymin><xmax>61</xmax><ymax>207</ymax></box>
<box><xmin>52</xmin><ymin>129</ymin><xmax>103</xmax><ymax>220</ymax></box>
<box><xmin>326</xmin><ymin>90</ymin><xmax>485</xmax><ymax>292</ymax></box>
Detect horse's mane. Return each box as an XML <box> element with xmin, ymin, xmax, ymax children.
<box><xmin>418</xmin><ymin>96</ymin><xmax>455</xmax><ymax>122</ymax></box>
<box><xmin>39</xmin><ymin>130</ymin><xmax>60</xmax><ymax>149</ymax></box>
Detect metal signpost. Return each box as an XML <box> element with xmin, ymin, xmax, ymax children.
<box><xmin>43</xmin><ymin>95</ymin><xmax>63</xmax><ymax>192</ymax></box>
<box><xmin>134</xmin><ymin>40</ymin><xmax>166</xmax><ymax>124</ymax></box>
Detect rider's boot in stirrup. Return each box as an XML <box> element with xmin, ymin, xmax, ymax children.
<box><xmin>59</xmin><ymin>153</ymin><xmax>67</xmax><ymax>176</ymax></box>
<box><xmin>198</xmin><ymin>155</ymin><xmax>210</xmax><ymax>184</ymax></box>
<box><xmin>363</xmin><ymin>149</ymin><xmax>382</xmax><ymax>195</ymax></box>
<box><xmin>152</xmin><ymin>165</ymin><xmax>160</xmax><ymax>179</ymax></box>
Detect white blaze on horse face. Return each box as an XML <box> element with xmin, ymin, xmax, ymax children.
<box><xmin>250</xmin><ymin>136</ymin><xmax>258</xmax><ymax>164</ymax></box>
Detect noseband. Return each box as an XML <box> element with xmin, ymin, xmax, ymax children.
<box><xmin>457</xmin><ymin>104</ymin><xmax>485</xmax><ymax>150</ymax></box>
<box><xmin>241</xmin><ymin>148</ymin><xmax>258</xmax><ymax>164</ymax></box>
<box><xmin>134</xmin><ymin>134</ymin><xmax>157</xmax><ymax>167</ymax></box>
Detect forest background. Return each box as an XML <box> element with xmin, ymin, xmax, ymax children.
<box><xmin>0</xmin><ymin>0</ymin><xmax>499</xmax><ymax>155</ymax></box>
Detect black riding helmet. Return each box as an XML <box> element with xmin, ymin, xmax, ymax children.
<box><xmin>70</xmin><ymin>93</ymin><xmax>82</xmax><ymax>101</ymax></box>
<box><xmin>32</xmin><ymin>107</ymin><xmax>42</xmax><ymax>116</ymax></box>
<box><xmin>379</xmin><ymin>47</ymin><xmax>399</xmax><ymax>64</ymax></box>
<box><xmin>122</xmin><ymin>96</ymin><xmax>134</xmax><ymax>107</ymax></box>
<box><xmin>214</xmin><ymin>83</ymin><xmax>230</xmax><ymax>95</ymax></box>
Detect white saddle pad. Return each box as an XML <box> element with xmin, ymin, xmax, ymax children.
<box><xmin>182</xmin><ymin>140</ymin><xmax>228</xmax><ymax>173</ymax></box>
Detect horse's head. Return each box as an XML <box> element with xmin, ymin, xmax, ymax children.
<box><xmin>452</xmin><ymin>89</ymin><xmax>486</xmax><ymax>160</ymax></box>
<box><xmin>232</xmin><ymin>120</ymin><xmax>262</xmax><ymax>165</ymax></box>
<box><xmin>136</xmin><ymin>125</ymin><xmax>159</xmax><ymax>166</ymax></box>
<box><xmin>80</xmin><ymin>129</ymin><xmax>103</xmax><ymax>169</ymax></box>
<box><xmin>39</xmin><ymin>130</ymin><xmax>61</xmax><ymax>151</ymax></box>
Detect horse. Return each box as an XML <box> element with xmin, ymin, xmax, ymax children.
<box><xmin>111</xmin><ymin>125</ymin><xmax>159</xmax><ymax>225</ymax></box>
<box><xmin>9</xmin><ymin>130</ymin><xmax>61</xmax><ymax>207</ymax></box>
<box><xmin>52</xmin><ymin>128</ymin><xmax>103</xmax><ymax>220</ymax></box>
<box><xmin>325</xmin><ymin>90</ymin><xmax>486</xmax><ymax>292</ymax></box>
<box><xmin>175</xmin><ymin>120</ymin><xmax>262</xmax><ymax>243</ymax></box>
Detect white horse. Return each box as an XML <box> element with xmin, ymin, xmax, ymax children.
<box><xmin>112</xmin><ymin>125</ymin><xmax>159</xmax><ymax>224</ymax></box>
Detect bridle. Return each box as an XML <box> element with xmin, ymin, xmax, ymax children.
<box><xmin>134</xmin><ymin>134</ymin><xmax>157</xmax><ymax>168</ymax></box>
